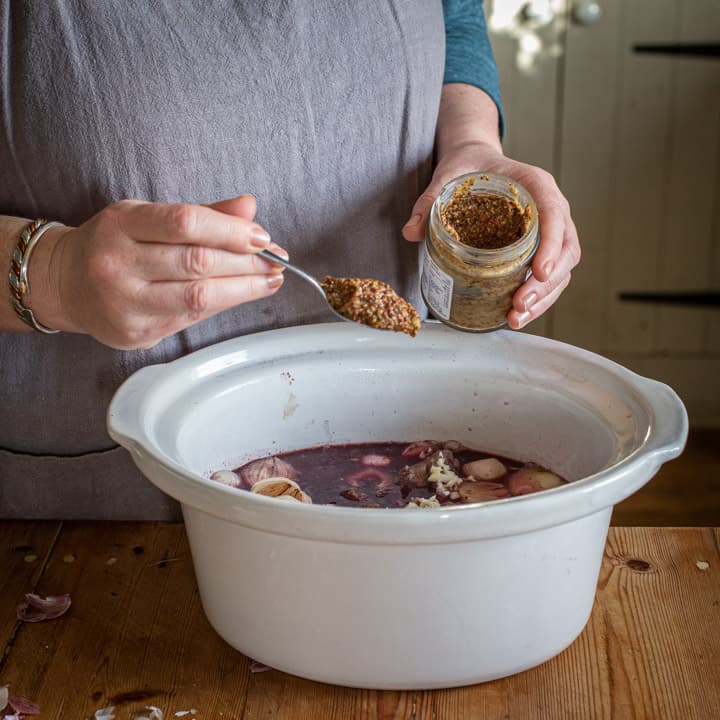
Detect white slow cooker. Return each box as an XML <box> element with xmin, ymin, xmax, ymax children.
<box><xmin>107</xmin><ymin>323</ymin><xmax>687</xmax><ymax>689</ymax></box>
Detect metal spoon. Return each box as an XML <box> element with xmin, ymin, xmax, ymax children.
<box><xmin>259</xmin><ymin>248</ymin><xmax>352</xmax><ymax>324</ymax></box>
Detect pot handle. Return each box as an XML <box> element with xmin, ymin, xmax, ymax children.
<box><xmin>106</xmin><ymin>363</ymin><xmax>168</xmax><ymax>454</ymax></box>
<box><xmin>635</xmin><ymin>375</ymin><xmax>689</xmax><ymax>463</ymax></box>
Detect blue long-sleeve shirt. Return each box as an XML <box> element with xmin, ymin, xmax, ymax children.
<box><xmin>443</xmin><ymin>0</ymin><xmax>504</xmax><ymax>137</ymax></box>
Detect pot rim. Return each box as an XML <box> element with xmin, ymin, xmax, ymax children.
<box><xmin>107</xmin><ymin>323</ymin><xmax>688</xmax><ymax>543</ymax></box>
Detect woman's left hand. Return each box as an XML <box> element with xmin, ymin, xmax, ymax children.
<box><xmin>402</xmin><ymin>87</ymin><xmax>580</xmax><ymax>329</ymax></box>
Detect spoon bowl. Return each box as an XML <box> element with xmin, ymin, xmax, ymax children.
<box><xmin>259</xmin><ymin>249</ymin><xmax>351</xmax><ymax>324</ymax></box>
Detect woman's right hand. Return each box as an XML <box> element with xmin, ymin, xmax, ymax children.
<box><xmin>41</xmin><ymin>194</ymin><xmax>286</xmax><ymax>349</ymax></box>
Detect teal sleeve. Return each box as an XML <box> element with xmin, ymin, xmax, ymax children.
<box><xmin>442</xmin><ymin>0</ymin><xmax>504</xmax><ymax>139</ymax></box>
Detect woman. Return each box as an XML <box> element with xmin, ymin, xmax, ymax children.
<box><xmin>0</xmin><ymin>1</ymin><xmax>579</xmax><ymax>519</ymax></box>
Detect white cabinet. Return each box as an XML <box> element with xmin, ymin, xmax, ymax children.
<box><xmin>487</xmin><ymin>0</ymin><xmax>720</xmax><ymax>424</ymax></box>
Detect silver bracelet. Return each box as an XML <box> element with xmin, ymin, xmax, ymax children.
<box><xmin>8</xmin><ymin>219</ymin><xmax>65</xmax><ymax>334</ymax></box>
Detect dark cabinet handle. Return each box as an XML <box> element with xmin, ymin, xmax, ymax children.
<box><xmin>633</xmin><ymin>43</ymin><xmax>720</xmax><ymax>58</ymax></box>
<box><xmin>618</xmin><ymin>291</ymin><xmax>720</xmax><ymax>307</ymax></box>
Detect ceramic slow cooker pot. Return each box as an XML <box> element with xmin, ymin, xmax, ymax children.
<box><xmin>107</xmin><ymin>323</ymin><xmax>687</xmax><ymax>689</ymax></box>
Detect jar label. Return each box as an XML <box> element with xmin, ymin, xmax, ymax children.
<box><xmin>421</xmin><ymin>244</ymin><xmax>453</xmax><ymax>320</ymax></box>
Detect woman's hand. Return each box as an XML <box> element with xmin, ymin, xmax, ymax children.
<box><xmin>42</xmin><ymin>195</ymin><xmax>286</xmax><ymax>349</ymax></box>
<box><xmin>402</xmin><ymin>85</ymin><xmax>580</xmax><ymax>329</ymax></box>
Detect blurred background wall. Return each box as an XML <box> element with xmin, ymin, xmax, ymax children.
<box><xmin>486</xmin><ymin>0</ymin><xmax>720</xmax><ymax>428</ymax></box>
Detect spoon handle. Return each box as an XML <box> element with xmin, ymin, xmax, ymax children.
<box><xmin>259</xmin><ymin>249</ymin><xmax>325</xmax><ymax>295</ymax></box>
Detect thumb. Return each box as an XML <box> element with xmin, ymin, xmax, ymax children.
<box><xmin>401</xmin><ymin>188</ymin><xmax>439</xmax><ymax>242</ymax></box>
<box><xmin>207</xmin><ymin>194</ymin><xmax>257</xmax><ymax>221</ymax></box>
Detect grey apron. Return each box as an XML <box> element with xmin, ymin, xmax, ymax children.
<box><xmin>0</xmin><ymin>1</ymin><xmax>445</xmax><ymax>519</ymax></box>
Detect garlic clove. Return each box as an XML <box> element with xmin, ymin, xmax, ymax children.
<box><xmin>210</xmin><ymin>470</ymin><xmax>243</xmax><ymax>488</ymax></box>
<box><xmin>240</xmin><ymin>456</ymin><xmax>298</xmax><ymax>486</ymax></box>
<box><xmin>462</xmin><ymin>457</ymin><xmax>507</xmax><ymax>480</ymax></box>
<box><xmin>457</xmin><ymin>480</ymin><xmax>511</xmax><ymax>504</ymax></box>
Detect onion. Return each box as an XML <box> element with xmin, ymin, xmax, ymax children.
<box><xmin>507</xmin><ymin>464</ymin><xmax>564</xmax><ymax>495</ymax></box>
<box><xmin>462</xmin><ymin>457</ymin><xmax>507</xmax><ymax>480</ymax></box>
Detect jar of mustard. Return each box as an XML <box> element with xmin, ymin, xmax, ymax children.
<box><xmin>421</xmin><ymin>171</ymin><xmax>539</xmax><ymax>332</ymax></box>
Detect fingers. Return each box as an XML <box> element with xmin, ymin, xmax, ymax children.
<box><xmin>510</xmin><ymin>197</ymin><xmax>580</xmax><ymax>323</ymax></box>
<box><xmin>207</xmin><ymin>194</ymin><xmax>257</xmax><ymax>221</ymax></box>
<box><xmin>402</xmin><ymin>191</ymin><xmax>435</xmax><ymax>241</ymax></box>
<box><xmin>102</xmin><ymin>272</ymin><xmax>286</xmax><ymax>350</ymax></box>
<box><xmin>530</xmin><ymin>200</ymin><xmax>580</xmax><ymax>280</ymax></box>
<box><xmin>139</xmin><ymin>273</ymin><xmax>285</xmax><ymax>324</ymax></box>
<box><xmin>508</xmin><ymin>272</ymin><xmax>571</xmax><ymax>330</ymax></box>
<box><xmin>137</xmin><ymin>241</ymin><xmax>288</xmax><ymax>282</ymax></box>
<box><xmin>58</xmin><ymin>195</ymin><xmax>292</xmax><ymax>351</ymax></box>
<box><xmin>113</xmin><ymin>198</ymin><xmax>272</xmax><ymax>254</ymax></box>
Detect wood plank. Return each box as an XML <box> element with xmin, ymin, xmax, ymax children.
<box><xmin>592</xmin><ymin>527</ymin><xmax>720</xmax><ymax>718</ymax></box>
<box><xmin>1</xmin><ymin>524</ymin><xmax>718</xmax><ymax>718</ymax></box>
<box><xmin>412</xmin><ymin>527</ymin><xmax>720</xmax><ymax>720</ymax></box>
<box><xmin>704</xmin><ymin>118</ymin><xmax>720</xmax><ymax>354</ymax></box>
<box><xmin>0</xmin><ymin>523</ymin><xmax>253</xmax><ymax>718</ymax></box>
<box><xmin>655</xmin><ymin>0</ymin><xmax>720</xmax><ymax>353</ymax></box>
<box><xmin>552</xmin><ymin>0</ymin><xmax>626</xmax><ymax>352</ymax></box>
<box><xmin>0</xmin><ymin>522</ymin><xmax>60</xmax><ymax>659</ymax></box>
<box><xmin>605</xmin><ymin>0</ymin><xmax>676</xmax><ymax>353</ymax></box>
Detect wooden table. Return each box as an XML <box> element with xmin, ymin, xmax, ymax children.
<box><xmin>1</xmin><ymin>523</ymin><xmax>718</xmax><ymax>720</ymax></box>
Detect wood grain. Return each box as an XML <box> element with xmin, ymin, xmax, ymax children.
<box><xmin>0</xmin><ymin>522</ymin><xmax>60</xmax><ymax>666</ymax></box>
<box><xmin>604</xmin><ymin>0</ymin><xmax>675</xmax><ymax>355</ymax></box>
<box><xmin>655</xmin><ymin>0</ymin><xmax>720</xmax><ymax>354</ymax></box>
<box><xmin>1</xmin><ymin>524</ymin><xmax>718</xmax><ymax>719</ymax></box>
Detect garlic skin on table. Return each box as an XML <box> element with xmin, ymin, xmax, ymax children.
<box><xmin>250</xmin><ymin>477</ymin><xmax>312</xmax><ymax>504</ymax></box>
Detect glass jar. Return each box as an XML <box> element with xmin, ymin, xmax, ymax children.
<box><xmin>421</xmin><ymin>171</ymin><xmax>539</xmax><ymax>332</ymax></box>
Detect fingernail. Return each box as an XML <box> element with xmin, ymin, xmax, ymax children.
<box><xmin>522</xmin><ymin>292</ymin><xmax>537</xmax><ymax>312</ymax></box>
<box><xmin>515</xmin><ymin>311</ymin><xmax>531</xmax><ymax>329</ymax></box>
<box><xmin>267</xmin><ymin>274</ymin><xmax>284</xmax><ymax>289</ymax></box>
<box><xmin>250</xmin><ymin>226</ymin><xmax>271</xmax><ymax>249</ymax></box>
<box><xmin>269</xmin><ymin>244</ymin><xmax>289</xmax><ymax>260</ymax></box>
<box><xmin>542</xmin><ymin>260</ymin><xmax>554</xmax><ymax>279</ymax></box>
<box><xmin>404</xmin><ymin>213</ymin><xmax>422</xmax><ymax>228</ymax></box>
